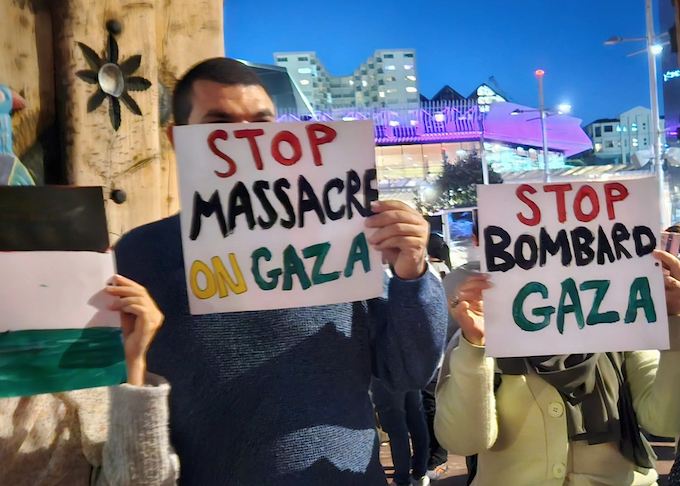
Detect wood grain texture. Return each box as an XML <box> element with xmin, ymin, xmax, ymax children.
<box><xmin>156</xmin><ymin>0</ymin><xmax>225</xmax><ymax>217</ymax></box>
<box><xmin>0</xmin><ymin>0</ymin><xmax>54</xmax><ymax>183</ymax></box>
<box><xmin>53</xmin><ymin>0</ymin><xmax>162</xmax><ymax>242</ymax></box>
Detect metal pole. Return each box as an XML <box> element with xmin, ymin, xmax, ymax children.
<box><xmin>620</xmin><ymin>123</ymin><xmax>627</xmax><ymax>164</ymax></box>
<box><xmin>646</xmin><ymin>0</ymin><xmax>666</xmax><ymax>228</ymax></box>
<box><xmin>480</xmin><ymin>111</ymin><xmax>490</xmax><ymax>185</ymax></box>
<box><xmin>537</xmin><ymin>73</ymin><xmax>550</xmax><ymax>183</ymax></box>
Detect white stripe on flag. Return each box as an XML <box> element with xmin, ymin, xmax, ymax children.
<box><xmin>0</xmin><ymin>251</ymin><xmax>120</xmax><ymax>332</ymax></box>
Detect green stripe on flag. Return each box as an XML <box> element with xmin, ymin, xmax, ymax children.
<box><xmin>0</xmin><ymin>328</ymin><xmax>126</xmax><ymax>398</ymax></box>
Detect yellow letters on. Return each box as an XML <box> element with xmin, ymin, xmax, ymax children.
<box><xmin>190</xmin><ymin>260</ymin><xmax>217</xmax><ymax>299</ymax></box>
<box><xmin>212</xmin><ymin>254</ymin><xmax>248</xmax><ymax>297</ymax></box>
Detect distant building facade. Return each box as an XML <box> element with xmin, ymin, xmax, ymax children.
<box><xmin>273</xmin><ymin>49</ymin><xmax>419</xmax><ymax>110</ymax></box>
<box><xmin>584</xmin><ymin>107</ymin><xmax>666</xmax><ymax>165</ymax></box>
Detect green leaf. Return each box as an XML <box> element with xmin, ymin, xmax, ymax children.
<box><xmin>76</xmin><ymin>70</ymin><xmax>98</xmax><ymax>85</ymax></box>
<box><xmin>87</xmin><ymin>89</ymin><xmax>106</xmax><ymax>113</ymax></box>
<box><xmin>120</xmin><ymin>92</ymin><xmax>141</xmax><ymax>116</ymax></box>
<box><xmin>109</xmin><ymin>97</ymin><xmax>121</xmax><ymax>131</ymax></box>
<box><xmin>107</xmin><ymin>34</ymin><xmax>119</xmax><ymax>64</ymax></box>
<box><xmin>119</xmin><ymin>55</ymin><xmax>142</xmax><ymax>76</ymax></box>
<box><xmin>125</xmin><ymin>76</ymin><xmax>152</xmax><ymax>92</ymax></box>
<box><xmin>77</xmin><ymin>42</ymin><xmax>103</xmax><ymax>71</ymax></box>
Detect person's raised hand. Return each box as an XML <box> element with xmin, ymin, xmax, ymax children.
<box><xmin>366</xmin><ymin>200</ymin><xmax>429</xmax><ymax>280</ymax></box>
<box><xmin>105</xmin><ymin>275</ymin><xmax>164</xmax><ymax>386</ymax></box>
<box><xmin>653</xmin><ymin>250</ymin><xmax>680</xmax><ymax>316</ymax></box>
<box><xmin>449</xmin><ymin>274</ymin><xmax>491</xmax><ymax>346</ymax></box>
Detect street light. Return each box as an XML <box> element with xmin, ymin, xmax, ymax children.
<box><xmin>604</xmin><ymin>0</ymin><xmax>669</xmax><ymax>228</ymax></box>
<box><xmin>510</xmin><ymin>70</ymin><xmax>569</xmax><ymax>183</ymax></box>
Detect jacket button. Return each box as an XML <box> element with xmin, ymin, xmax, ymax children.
<box><xmin>553</xmin><ymin>462</ymin><xmax>566</xmax><ymax>478</ymax></box>
<box><xmin>548</xmin><ymin>401</ymin><xmax>564</xmax><ymax>418</ymax></box>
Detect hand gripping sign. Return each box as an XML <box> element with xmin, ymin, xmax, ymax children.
<box><xmin>174</xmin><ymin>120</ymin><xmax>384</xmax><ymax>314</ymax></box>
<box><xmin>477</xmin><ymin>178</ymin><xmax>669</xmax><ymax>357</ymax></box>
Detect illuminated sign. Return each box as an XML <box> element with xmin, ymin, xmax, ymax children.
<box><xmin>664</xmin><ymin>70</ymin><xmax>680</xmax><ymax>82</ymax></box>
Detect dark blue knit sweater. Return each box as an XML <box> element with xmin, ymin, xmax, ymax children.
<box><xmin>115</xmin><ymin>214</ymin><xmax>447</xmax><ymax>486</ymax></box>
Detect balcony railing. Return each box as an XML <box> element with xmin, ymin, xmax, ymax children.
<box><xmin>276</xmin><ymin>101</ymin><xmax>483</xmax><ymax>145</ymax></box>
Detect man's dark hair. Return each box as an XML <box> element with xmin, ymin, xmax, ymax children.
<box><xmin>172</xmin><ymin>58</ymin><xmax>264</xmax><ymax>125</ymax></box>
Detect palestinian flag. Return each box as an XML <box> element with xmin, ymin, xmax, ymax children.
<box><xmin>0</xmin><ymin>186</ymin><xmax>125</xmax><ymax>398</ymax></box>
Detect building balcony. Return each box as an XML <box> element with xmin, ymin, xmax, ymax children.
<box><xmin>275</xmin><ymin>101</ymin><xmax>592</xmax><ymax>157</ymax></box>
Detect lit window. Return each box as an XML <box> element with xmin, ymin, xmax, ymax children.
<box><xmin>595</xmin><ymin>143</ymin><xmax>603</xmax><ymax>152</ymax></box>
<box><xmin>362</xmin><ymin>80</ymin><xmax>368</xmax><ymax>87</ymax></box>
<box><xmin>379</xmin><ymin>92</ymin><xmax>385</xmax><ymax>98</ymax></box>
<box><xmin>404</xmin><ymin>64</ymin><xmax>414</xmax><ymax>70</ymax></box>
<box><xmin>631</xmin><ymin>123</ymin><xmax>638</xmax><ymax>132</ymax></box>
<box><xmin>406</xmin><ymin>75</ymin><xmax>416</xmax><ymax>81</ymax></box>
<box><xmin>300</xmin><ymin>79</ymin><xmax>310</xmax><ymax>85</ymax></box>
<box><xmin>298</xmin><ymin>67</ymin><xmax>312</xmax><ymax>74</ymax></box>
<box><xmin>386</xmin><ymin>88</ymin><xmax>397</xmax><ymax>93</ymax></box>
<box><xmin>349</xmin><ymin>80</ymin><xmax>354</xmax><ymax>85</ymax></box>
<box><xmin>406</xmin><ymin>87</ymin><xmax>418</xmax><ymax>93</ymax></box>
<box><xmin>276</xmin><ymin>57</ymin><xmax>288</xmax><ymax>62</ymax></box>
<box><xmin>386</xmin><ymin>77</ymin><xmax>396</xmax><ymax>82</ymax></box>
<box><xmin>385</xmin><ymin>65</ymin><xmax>396</xmax><ymax>71</ymax></box>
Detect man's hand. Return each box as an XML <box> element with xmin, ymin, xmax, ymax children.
<box><xmin>366</xmin><ymin>200</ymin><xmax>429</xmax><ymax>280</ymax></box>
<box><xmin>105</xmin><ymin>275</ymin><xmax>164</xmax><ymax>386</ymax></box>
<box><xmin>654</xmin><ymin>250</ymin><xmax>680</xmax><ymax>316</ymax></box>
<box><xmin>450</xmin><ymin>274</ymin><xmax>491</xmax><ymax>346</ymax></box>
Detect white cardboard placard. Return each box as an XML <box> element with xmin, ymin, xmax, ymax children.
<box><xmin>0</xmin><ymin>251</ymin><xmax>120</xmax><ymax>332</ymax></box>
<box><xmin>174</xmin><ymin>120</ymin><xmax>384</xmax><ymax>314</ymax></box>
<box><xmin>478</xmin><ymin>177</ymin><xmax>669</xmax><ymax>357</ymax></box>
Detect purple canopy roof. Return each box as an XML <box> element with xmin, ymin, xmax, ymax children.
<box><xmin>484</xmin><ymin>102</ymin><xmax>593</xmax><ymax>157</ymax></box>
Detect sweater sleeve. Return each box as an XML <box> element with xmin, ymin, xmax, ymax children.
<box><xmin>627</xmin><ymin>316</ymin><xmax>680</xmax><ymax>438</ymax></box>
<box><xmin>368</xmin><ymin>270</ymin><xmax>448</xmax><ymax>391</ymax></box>
<box><xmin>95</xmin><ymin>374</ymin><xmax>179</xmax><ymax>486</ymax></box>
<box><xmin>434</xmin><ymin>336</ymin><xmax>498</xmax><ymax>456</ymax></box>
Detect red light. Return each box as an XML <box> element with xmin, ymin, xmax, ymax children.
<box><xmin>535</xmin><ymin>69</ymin><xmax>546</xmax><ymax>77</ymax></box>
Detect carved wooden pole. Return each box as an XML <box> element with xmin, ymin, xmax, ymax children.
<box><xmin>51</xmin><ymin>0</ymin><xmax>224</xmax><ymax>242</ymax></box>
<box><xmin>0</xmin><ymin>0</ymin><xmax>55</xmax><ymax>184</ymax></box>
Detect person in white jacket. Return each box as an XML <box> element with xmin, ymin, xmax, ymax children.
<box><xmin>435</xmin><ymin>250</ymin><xmax>680</xmax><ymax>486</ymax></box>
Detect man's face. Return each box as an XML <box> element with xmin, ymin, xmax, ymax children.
<box><xmin>186</xmin><ymin>79</ymin><xmax>276</xmax><ymax>125</ymax></box>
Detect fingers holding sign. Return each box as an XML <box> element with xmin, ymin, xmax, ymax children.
<box><xmin>105</xmin><ymin>275</ymin><xmax>164</xmax><ymax>386</ymax></box>
<box><xmin>449</xmin><ymin>274</ymin><xmax>492</xmax><ymax>346</ymax></box>
<box><xmin>366</xmin><ymin>201</ymin><xmax>429</xmax><ymax>281</ymax></box>
<box><xmin>654</xmin><ymin>250</ymin><xmax>680</xmax><ymax>316</ymax></box>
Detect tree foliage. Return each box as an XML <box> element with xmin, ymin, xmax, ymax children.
<box><xmin>416</xmin><ymin>152</ymin><xmax>502</xmax><ymax>214</ymax></box>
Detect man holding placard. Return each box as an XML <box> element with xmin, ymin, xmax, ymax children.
<box><xmin>115</xmin><ymin>58</ymin><xmax>447</xmax><ymax>486</ymax></box>
<box><xmin>434</xmin><ymin>178</ymin><xmax>680</xmax><ymax>485</ymax></box>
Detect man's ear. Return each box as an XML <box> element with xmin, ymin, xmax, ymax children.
<box><xmin>167</xmin><ymin>124</ymin><xmax>175</xmax><ymax>148</ymax></box>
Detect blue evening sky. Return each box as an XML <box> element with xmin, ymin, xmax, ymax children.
<box><xmin>224</xmin><ymin>0</ymin><xmax>663</xmax><ymax>125</ymax></box>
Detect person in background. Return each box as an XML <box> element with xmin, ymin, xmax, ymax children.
<box><xmin>114</xmin><ymin>58</ymin><xmax>447</xmax><ymax>486</ymax></box>
<box><xmin>371</xmin><ymin>377</ymin><xmax>430</xmax><ymax>486</ymax></box>
<box><xmin>0</xmin><ymin>275</ymin><xmax>177</xmax><ymax>486</ymax></box>
<box><xmin>435</xmin><ymin>250</ymin><xmax>680</xmax><ymax>486</ymax></box>
<box><xmin>421</xmin><ymin>226</ymin><xmax>480</xmax><ymax>481</ymax></box>
<box><xmin>427</xmin><ymin>233</ymin><xmax>452</xmax><ymax>280</ymax></box>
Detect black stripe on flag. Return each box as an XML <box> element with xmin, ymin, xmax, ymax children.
<box><xmin>0</xmin><ymin>186</ymin><xmax>109</xmax><ymax>252</ymax></box>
